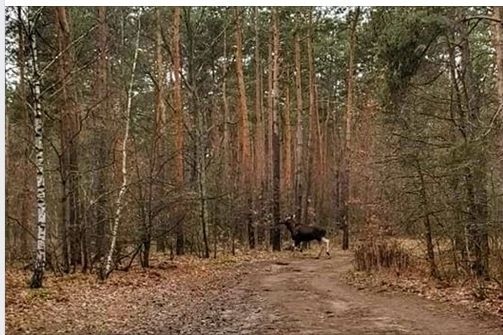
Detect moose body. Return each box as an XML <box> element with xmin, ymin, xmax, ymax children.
<box><xmin>280</xmin><ymin>216</ymin><xmax>330</xmax><ymax>258</ymax></box>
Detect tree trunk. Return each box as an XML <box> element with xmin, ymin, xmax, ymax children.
<box><xmin>493</xmin><ymin>7</ymin><xmax>503</xmax><ymax>101</ymax></box>
<box><xmin>198</xmin><ymin>141</ymin><xmax>210</xmax><ymax>258</ymax></box>
<box><xmin>319</xmin><ymin>99</ymin><xmax>331</xmax><ymax>213</ymax></box>
<box><xmin>173</xmin><ymin>7</ymin><xmax>185</xmax><ymax>256</ymax></box>
<box><xmin>267</xmin><ymin>23</ymin><xmax>273</xmax><ymax>201</ymax></box>
<box><xmin>221</xmin><ymin>28</ymin><xmax>234</xmax><ymax>252</ymax></box>
<box><xmin>234</xmin><ymin>7</ymin><xmax>254</xmax><ymax>248</ymax></box>
<box><xmin>340</xmin><ymin>7</ymin><xmax>360</xmax><ymax>250</ymax></box>
<box><xmin>492</xmin><ymin>8</ymin><xmax>503</xmax><ymax>226</ymax></box>
<box><xmin>313</xmin><ymin>84</ymin><xmax>323</xmax><ymax>214</ymax></box>
<box><xmin>265</xmin><ymin>22</ymin><xmax>274</xmax><ymax>247</ymax></box>
<box><xmin>92</xmin><ymin>6</ymin><xmax>109</xmax><ymax>265</ymax></box>
<box><xmin>28</xmin><ymin>12</ymin><xmax>48</xmax><ymax>288</ymax></box>
<box><xmin>17</xmin><ymin>7</ymin><xmax>33</xmax><ymax>259</ymax></box>
<box><xmin>283</xmin><ymin>69</ymin><xmax>292</xmax><ymax>214</ymax></box>
<box><xmin>55</xmin><ymin>7</ymin><xmax>82</xmax><ymax>270</ymax></box>
<box><xmin>271</xmin><ymin>8</ymin><xmax>281</xmax><ymax>251</ymax></box>
<box><xmin>142</xmin><ymin>239</ymin><xmax>151</xmax><ymax>267</ymax></box>
<box><xmin>294</xmin><ymin>24</ymin><xmax>304</xmax><ymax>221</ymax></box>
<box><xmin>303</xmin><ymin>9</ymin><xmax>316</xmax><ymax>227</ymax></box>
<box><xmin>194</xmin><ymin>83</ymin><xmax>209</xmax><ymax>258</ymax></box>
<box><xmin>102</xmin><ymin>16</ymin><xmax>141</xmax><ymax>279</ymax></box>
<box><xmin>254</xmin><ymin>7</ymin><xmax>266</xmax><ymax>244</ymax></box>
<box><xmin>254</xmin><ymin>7</ymin><xmax>264</xmax><ymax>190</ymax></box>
<box><xmin>152</xmin><ymin>8</ymin><xmax>167</xmax><ymax>256</ymax></box>
<box><xmin>447</xmin><ymin>16</ymin><xmax>490</xmax><ymax>279</ymax></box>
<box><xmin>234</xmin><ymin>7</ymin><xmax>252</xmax><ymax>188</ymax></box>
<box><xmin>461</xmin><ymin>19</ymin><xmax>489</xmax><ymax>279</ymax></box>
<box><xmin>222</xmin><ymin>28</ymin><xmax>230</xmax><ymax>179</ymax></box>
<box><xmin>416</xmin><ymin>159</ymin><xmax>439</xmax><ymax>278</ymax></box>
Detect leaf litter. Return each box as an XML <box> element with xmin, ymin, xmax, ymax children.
<box><xmin>6</xmin><ymin>251</ymin><xmax>280</xmax><ymax>335</ymax></box>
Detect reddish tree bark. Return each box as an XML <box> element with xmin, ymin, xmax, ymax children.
<box><xmin>172</xmin><ymin>7</ymin><xmax>185</xmax><ymax>255</ymax></box>
<box><xmin>55</xmin><ymin>6</ymin><xmax>83</xmax><ymax>271</ymax></box>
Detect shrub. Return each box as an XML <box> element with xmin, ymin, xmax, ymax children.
<box><xmin>353</xmin><ymin>239</ymin><xmax>411</xmax><ymax>273</ymax></box>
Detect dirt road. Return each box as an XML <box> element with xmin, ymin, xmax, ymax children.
<box><xmin>171</xmin><ymin>250</ymin><xmax>502</xmax><ymax>335</ymax></box>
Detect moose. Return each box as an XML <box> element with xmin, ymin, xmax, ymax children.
<box><xmin>279</xmin><ymin>215</ymin><xmax>330</xmax><ymax>258</ymax></box>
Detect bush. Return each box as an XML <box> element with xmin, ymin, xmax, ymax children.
<box><xmin>353</xmin><ymin>239</ymin><xmax>411</xmax><ymax>273</ymax></box>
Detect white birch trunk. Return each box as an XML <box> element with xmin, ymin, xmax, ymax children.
<box><xmin>103</xmin><ymin>16</ymin><xmax>141</xmax><ymax>279</ymax></box>
<box><xmin>28</xmin><ymin>11</ymin><xmax>48</xmax><ymax>289</ymax></box>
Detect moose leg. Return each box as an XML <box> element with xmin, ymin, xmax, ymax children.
<box><xmin>317</xmin><ymin>237</ymin><xmax>330</xmax><ymax>258</ymax></box>
<box><xmin>294</xmin><ymin>240</ymin><xmax>301</xmax><ymax>253</ymax></box>
<box><xmin>317</xmin><ymin>239</ymin><xmax>324</xmax><ymax>258</ymax></box>
<box><xmin>322</xmin><ymin>237</ymin><xmax>330</xmax><ymax>256</ymax></box>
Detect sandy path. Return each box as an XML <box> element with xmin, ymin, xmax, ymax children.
<box><xmin>172</xmin><ymin>250</ymin><xmax>502</xmax><ymax>335</ymax></box>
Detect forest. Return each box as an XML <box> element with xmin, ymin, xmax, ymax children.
<box><xmin>5</xmin><ymin>6</ymin><xmax>503</xmax><ymax>334</ymax></box>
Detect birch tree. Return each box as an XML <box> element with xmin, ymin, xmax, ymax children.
<box><xmin>26</xmin><ymin>8</ymin><xmax>48</xmax><ymax>289</ymax></box>
<box><xmin>102</xmin><ymin>13</ymin><xmax>141</xmax><ymax>279</ymax></box>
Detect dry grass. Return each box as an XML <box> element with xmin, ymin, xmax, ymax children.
<box><xmin>349</xmin><ymin>237</ymin><xmax>503</xmax><ymax>321</ymax></box>
<box><xmin>353</xmin><ymin>239</ymin><xmax>412</xmax><ymax>273</ymax></box>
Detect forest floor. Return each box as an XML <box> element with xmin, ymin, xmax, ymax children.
<box><xmin>6</xmin><ymin>249</ymin><xmax>503</xmax><ymax>335</ymax></box>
